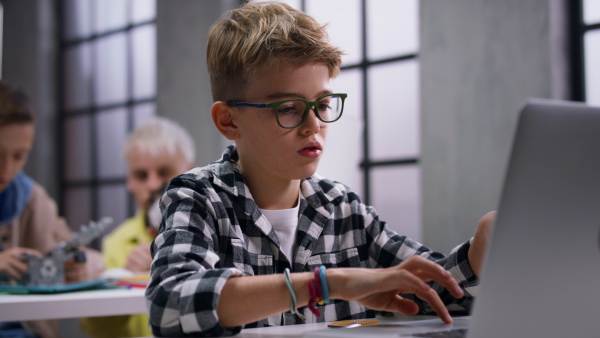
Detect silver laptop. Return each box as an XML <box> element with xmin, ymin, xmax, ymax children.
<box><xmin>304</xmin><ymin>98</ymin><xmax>600</xmax><ymax>338</ymax></box>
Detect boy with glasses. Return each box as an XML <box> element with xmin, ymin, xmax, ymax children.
<box><xmin>146</xmin><ymin>2</ymin><xmax>493</xmax><ymax>337</ymax></box>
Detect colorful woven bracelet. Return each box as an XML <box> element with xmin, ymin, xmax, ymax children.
<box><xmin>318</xmin><ymin>265</ymin><xmax>330</xmax><ymax>304</ymax></box>
<box><xmin>313</xmin><ymin>267</ymin><xmax>325</xmax><ymax>305</ymax></box>
<box><xmin>307</xmin><ymin>279</ymin><xmax>321</xmax><ymax>317</ymax></box>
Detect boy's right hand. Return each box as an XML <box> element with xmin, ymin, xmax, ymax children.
<box><xmin>0</xmin><ymin>247</ymin><xmax>43</xmax><ymax>280</ymax></box>
<box><xmin>124</xmin><ymin>243</ymin><xmax>152</xmax><ymax>272</ymax></box>
<box><xmin>328</xmin><ymin>256</ymin><xmax>464</xmax><ymax>324</ymax></box>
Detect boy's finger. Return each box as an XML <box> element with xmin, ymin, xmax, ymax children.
<box><xmin>14</xmin><ymin>247</ymin><xmax>43</xmax><ymax>258</ymax></box>
<box><xmin>414</xmin><ymin>287</ymin><xmax>454</xmax><ymax>324</ymax></box>
<box><xmin>399</xmin><ymin>257</ymin><xmax>464</xmax><ymax>299</ymax></box>
<box><xmin>412</xmin><ymin>270</ymin><xmax>464</xmax><ymax>299</ymax></box>
<box><xmin>394</xmin><ymin>297</ymin><xmax>420</xmax><ymax>316</ymax></box>
<box><xmin>10</xmin><ymin>259</ymin><xmax>29</xmax><ymax>275</ymax></box>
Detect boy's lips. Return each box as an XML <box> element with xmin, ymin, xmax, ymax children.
<box><xmin>298</xmin><ymin>142</ymin><xmax>323</xmax><ymax>158</ymax></box>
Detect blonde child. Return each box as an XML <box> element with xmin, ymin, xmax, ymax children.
<box><xmin>146</xmin><ymin>3</ymin><xmax>493</xmax><ymax>336</ymax></box>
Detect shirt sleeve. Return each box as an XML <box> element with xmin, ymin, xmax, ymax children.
<box><xmin>145</xmin><ymin>175</ymin><xmax>243</xmax><ymax>337</ymax></box>
<box><xmin>364</xmin><ymin>204</ymin><xmax>479</xmax><ymax>314</ymax></box>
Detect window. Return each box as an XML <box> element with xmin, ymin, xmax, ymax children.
<box><xmin>274</xmin><ymin>0</ymin><xmax>422</xmax><ymax>240</ymax></box>
<box><xmin>572</xmin><ymin>0</ymin><xmax>600</xmax><ymax>104</ymax></box>
<box><xmin>582</xmin><ymin>0</ymin><xmax>600</xmax><ymax>105</ymax></box>
<box><xmin>0</xmin><ymin>2</ymin><xmax>3</xmax><ymax>79</ymax></box>
<box><xmin>58</xmin><ymin>0</ymin><xmax>156</xmax><ymax>244</ymax></box>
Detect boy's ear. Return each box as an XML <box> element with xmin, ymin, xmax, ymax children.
<box><xmin>211</xmin><ymin>101</ymin><xmax>240</xmax><ymax>140</ymax></box>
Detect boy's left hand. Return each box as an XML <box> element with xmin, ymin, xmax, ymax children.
<box><xmin>468</xmin><ymin>211</ymin><xmax>496</xmax><ymax>277</ymax></box>
<box><xmin>64</xmin><ymin>259</ymin><xmax>88</xmax><ymax>282</ymax></box>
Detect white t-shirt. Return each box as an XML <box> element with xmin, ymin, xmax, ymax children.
<box><xmin>259</xmin><ymin>195</ymin><xmax>301</xmax><ymax>263</ymax></box>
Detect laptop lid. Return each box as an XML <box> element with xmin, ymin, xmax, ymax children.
<box><xmin>468</xmin><ymin>98</ymin><xmax>600</xmax><ymax>337</ymax></box>
<box><xmin>303</xmin><ymin>98</ymin><xmax>600</xmax><ymax>338</ymax></box>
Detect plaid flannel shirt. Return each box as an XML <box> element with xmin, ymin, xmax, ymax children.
<box><xmin>146</xmin><ymin>145</ymin><xmax>479</xmax><ymax>337</ymax></box>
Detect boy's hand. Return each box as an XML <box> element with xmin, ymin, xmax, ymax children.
<box><xmin>328</xmin><ymin>256</ymin><xmax>464</xmax><ymax>324</ymax></box>
<box><xmin>65</xmin><ymin>259</ymin><xmax>88</xmax><ymax>282</ymax></box>
<box><xmin>0</xmin><ymin>247</ymin><xmax>42</xmax><ymax>280</ymax></box>
<box><xmin>468</xmin><ymin>211</ymin><xmax>496</xmax><ymax>278</ymax></box>
<box><xmin>124</xmin><ymin>243</ymin><xmax>152</xmax><ymax>272</ymax></box>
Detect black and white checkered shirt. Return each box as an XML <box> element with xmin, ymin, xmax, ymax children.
<box><xmin>146</xmin><ymin>145</ymin><xmax>478</xmax><ymax>337</ymax></box>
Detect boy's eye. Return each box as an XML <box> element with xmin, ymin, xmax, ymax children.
<box><xmin>158</xmin><ymin>167</ymin><xmax>174</xmax><ymax>179</ymax></box>
<box><xmin>277</xmin><ymin>105</ymin><xmax>300</xmax><ymax>116</ymax></box>
<box><xmin>13</xmin><ymin>152</ymin><xmax>26</xmax><ymax>161</ymax></box>
<box><xmin>133</xmin><ymin>171</ymin><xmax>148</xmax><ymax>180</ymax></box>
<box><xmin>317</xmin><ymin>103</ymin><xmax>331</xmax><ymax>111</ymax></box>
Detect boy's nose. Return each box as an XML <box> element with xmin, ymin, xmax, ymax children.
<box><xmin>146</xmin><ymin>172</ymin><xmax>164</xmax><ymax>191</ymax></box>
<box><xmin>0</xmin><ymin>156</ymin><xmax>10</xmax><ymax>174</ymax></box>
<box><xmin>301</xmin><ymin>107</ymin><xmax>322</xmax><ymax>133</ymax></box>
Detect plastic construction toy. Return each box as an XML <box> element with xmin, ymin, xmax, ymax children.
<box><xmin>19</xmin><ymin>217</ymin><xmax>113</xmax><ymax>286</ymax></box>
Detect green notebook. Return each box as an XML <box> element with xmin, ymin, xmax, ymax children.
<box><xmin>0</xmin><ymin>279</ymin><xmax>114</xmax><ymax>294</ymax></box>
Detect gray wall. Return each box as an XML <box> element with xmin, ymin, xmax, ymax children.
<box><xmin>156</xmin><ymin>0</ymin><xmax>240</xmax><ymax>167</ymax></box>
<box><xmin>2</xmin><ymin>0</ymin><xmax>59</xmax><ymax>198</ymax></box>
<box><xmin>420</xmin><ymin>0</ymin><xmax>571</xmax><ymax>253</ymax></box>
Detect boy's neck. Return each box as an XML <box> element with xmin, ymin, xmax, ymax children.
<box><xmin>245</xmin><ymin>177</ymin><xmax>301</xmax><ymax>210</ymax></box>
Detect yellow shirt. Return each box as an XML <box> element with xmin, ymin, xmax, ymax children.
<box><xmin>80</xmin><ymin>211</ymin><xmax>154</xmax><ymax>338</ymax></box>
<box><xmin>102</xmin><ymin>211</ymin><xmax>155</xmax><ymax>269</ymax></box>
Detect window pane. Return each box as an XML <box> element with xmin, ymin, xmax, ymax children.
<box><xmin>63</xmin><ymin>0</ymin><xmax>92</xmax><ymax>40</ymax></box>
<box><xmin>96</xmin><ymin>108</ymin><xmax>128</xmax><ymax>179</ymax></box>
<box><xmin>584</xmin><ymin>0</ymin><xmax>600</xmax><ymax>25</ymax></box>
<box><xmin>367</xmin><ymin>0</ymin><xmax>418</xmax><ymax>60</ymax></box>
<box><xmin>64</xmin><ymin>115</ymin><xmax>92</xmax><ymax>181</ymax></box>
<box><xmin>276</xmin><ymin>0</ymin><xmax>301</xmax><ymax>9</ymax></box>
<box><xmin>585</xmin><ymin>30</ymin><xmax>600</xmax><ymax>106</ymax></box>
<box><xmin>131</xmin><ymin>24</ymin><xmax>156</xmax><ymax>99</ymax></box>
<box><xmin>368</xmin><ymin>60</ymin><xmax>420</xmax><ymax>160</ymax></box>
<box><xmin>370</xmin><ymin>165</ymin><xmax>421</xmax><ymax>242</ymax></box>
<box><xmin>131</xmin><ymin>0</ymin><xmax>156</xmax><ymax>24</ymax></box>
<box><xmin>63</xmin><ymin>43</ymin><xmax>92</xmax><ymax>110</ymax></box>
<box><xmin>94</xmin><ymin>33</ymin><xmax>128</xmax><ymax>105</ymax></box>
<box><xmin>306</xmin><ymin>0</ymin><xmax>362</xmax><ymax>66</ymax></box>
<box><xmin>64</xmin><ymin>187</ymin><xmax>92</xmax><ymax>233</ymax></box>
<box><xmin>133</xmin><ymin>102</ymin><xmax>156</xmax><ymax>129</ymax></box>
<box><xmin>98</xmin><ymin>184</ymin><xmax>128</xmax><ymax>237</ymax></box>
<box><xmin>94</xmin><ymin>0</ymin><xmax>128</xmax><ymax>34</ymax></box>
<box><xmin>319</xmin><ymin>69</ymin><xmax>364</xmax><ymax>196</ymax></box>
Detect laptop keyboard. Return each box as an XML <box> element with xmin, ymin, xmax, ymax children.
<box><xmin>403</xmin><ymin>328</ymin><xmax>468</xmax><ymax>338</ymax></box>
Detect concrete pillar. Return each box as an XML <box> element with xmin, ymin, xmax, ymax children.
<box><xmin>2</xmin><ymin>0</ymin><xmax>59</xmax><ymax>198</ymax></box>
<box><xmin>420</xmin><ymin>0</ymin><xmax>570</xmax><ymax>253</ymax></box>
<box><xmin>156</xmin><ymin>0</ymin><xmax>241</xmax><ymax>167</ymax></box>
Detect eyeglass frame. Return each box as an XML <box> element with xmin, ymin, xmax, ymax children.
<box><xmin>226</xmin><ymin>93</ymin><xmax>348</xmax><ymax>129</ymax></box>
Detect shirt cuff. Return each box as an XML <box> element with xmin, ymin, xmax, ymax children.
<box><xmin>448</xmin><ymin>239</ymin><xmax>480</xmax><ymax>297</ymax></box>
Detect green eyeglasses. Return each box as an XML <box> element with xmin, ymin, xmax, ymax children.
<box><xmin>226</xmin><ymin>93</ymin><xmax>347</xmax><ymax>129</ymax></box>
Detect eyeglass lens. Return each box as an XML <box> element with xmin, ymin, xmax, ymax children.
<box><xmin>276</xmin><ymin>95</ymin><xmax>343</xmax><ymax>128</ymax></box>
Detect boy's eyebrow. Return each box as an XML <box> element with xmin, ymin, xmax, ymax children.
<box><xmin>265</xmin><ymin>90</ymin><xmax>333</xmax><ymax>101</ymax></box>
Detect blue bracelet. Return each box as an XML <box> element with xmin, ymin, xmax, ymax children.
<box><xmin>318</xmin><ymin>265</ymin><xmax>330</xmax><ymax>304</ymax></box>
<box><xmin>284</xmin><ymin>268</ymin><xmax>305</xmax><ymax>320</ymax></box>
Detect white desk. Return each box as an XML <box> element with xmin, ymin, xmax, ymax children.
<box><xmin>0</xmin><ymin>287</ymin><xmax>146</xmax><ymax>322</ymax></box>
<box><xmin>231</xmin><ymin>315</ymin><xmax>447</xmax><ymax>338</ymax></box>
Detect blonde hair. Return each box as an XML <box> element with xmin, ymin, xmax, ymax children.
<box><xmin>207</xmin><ymin>1</ymin><xmax>343</xmax><ymax>102</ymax></box>
<box><xmin>124</xmin><ymin>117</ymin><xmax>196</xmax><ymax>165</ymax></box>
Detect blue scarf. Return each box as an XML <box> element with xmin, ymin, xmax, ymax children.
<box><xmin>0</xmin><ymin>171</ymin><xmax>33</xmax><ymax>226</ymax></box>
